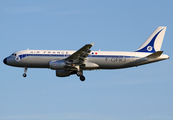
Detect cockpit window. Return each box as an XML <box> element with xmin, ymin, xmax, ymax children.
<box><xmin>11</xmin><ymin>53</ymin><xmax>17</xmax><ymax>56</ymax></box>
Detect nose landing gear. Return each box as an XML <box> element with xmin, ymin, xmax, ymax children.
<box><xmin>23</xmin><ymin>67</ymin><xmax>27</xmax><ymax>77</ymax></box>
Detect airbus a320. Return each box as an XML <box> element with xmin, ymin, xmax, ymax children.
<box><xmin>3</xmin><ymin>26</ymin><xmax>169</xmax><ymax>81</ymax></box>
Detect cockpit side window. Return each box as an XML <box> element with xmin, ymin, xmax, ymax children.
<box><xmin>11</xmin><ymin>53</ymin><xmax>17</xmax><ymax>56</ymax></box>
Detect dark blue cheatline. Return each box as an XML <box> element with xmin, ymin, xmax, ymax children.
<box><xmin>17</xmin><ymin>54</ymin><xmax>137</xmax><ymax>60</ymax></box>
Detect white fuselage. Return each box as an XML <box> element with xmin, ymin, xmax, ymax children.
<box><xmin>3</xmin><ymin>26</ymin><xmax>169</xmax><ymax>81</ymax></box>
<box><xmin>5</xmin><ymin>50</ymin><xmax>169</xmax><ymax>70</ymax></box>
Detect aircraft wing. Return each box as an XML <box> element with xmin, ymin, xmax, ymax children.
<box><xmin>65</xmin><ymin>43</ymin><xmax>94</xmax><ymax>65</ymax></box>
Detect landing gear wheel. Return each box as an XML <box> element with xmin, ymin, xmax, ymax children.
<box><xmin>80</xmin><ymin>75</ymin><xmax>85</xmax><ymax>81</ymax></box>
<box><xmin>23</xmin><ymin>73</ymin><xmax>27</xmax><ymax>77</ymax></box>
<box><xmin>77</xmin><ymin>71</ymin><xmax>83</xmax><ymax>76</ymax></box>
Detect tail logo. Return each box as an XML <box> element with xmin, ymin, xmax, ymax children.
<box><xmin>147</xmin><ymin>46</ymin><xmax>153</xmax><ymax>51</ymax></box>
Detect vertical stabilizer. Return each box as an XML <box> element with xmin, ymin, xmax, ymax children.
<box><xmin>136</xmin><ymin>26</ymin><xmax>166</xmax><ymax>53</ymax></box>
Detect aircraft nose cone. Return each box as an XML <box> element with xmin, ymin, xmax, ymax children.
<box><xmin>3</xmin><ymin>58</ymin><xmax>7</xmax><ymax>65</ymax></box>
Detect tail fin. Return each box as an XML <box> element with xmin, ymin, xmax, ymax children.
<box><xmin>136</xmin><ymin>26</ymin><xmax>167</xmax><ymax>53</ymax></box>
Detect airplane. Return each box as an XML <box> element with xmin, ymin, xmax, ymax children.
<box><xmin>3</xmin><ymin>26</ymin><xmax>169</xmax><ymax>81</ymax></box>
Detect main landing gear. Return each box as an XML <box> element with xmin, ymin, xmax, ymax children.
<box><xmin>80</xmin><ymin>75</ymin><xmax>85</xmax><ymax>81</ymax></box>
<box><xmin>76</xmin><ymin>70</ymin><xmax>85</xmax><ymax>81</ymax></box>
<box><xmin>23</xmin><ymin>67</ymin><xmax>27</xmax><ymax>77</ymax></box>
<box><xmin>75</xmin><ymin>66</ymin><xmax>85</xmax><ymax>81</ymax></box>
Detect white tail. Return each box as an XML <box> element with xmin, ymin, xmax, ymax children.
<box><xmin>136</xmin><ymin>26</ymin><xmax>167</xmax><ymax>53</ymax></box>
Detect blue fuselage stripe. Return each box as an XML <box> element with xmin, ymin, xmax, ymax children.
<box><xmin>18</xmin><ymin>54</ymin><xmax>137</xmax><ymax>60</ymax></box>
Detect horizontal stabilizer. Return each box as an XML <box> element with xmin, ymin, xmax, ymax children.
<box><xmin>147</xmin><ymin>51</ymin><xmax>163</xmax><ymax>58</ymax></box>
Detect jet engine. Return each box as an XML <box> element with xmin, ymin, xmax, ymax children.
<box><xmin>56</xmin><ymin>70</ymin><xmax>76</xmax><ymax>77</ymax></box>
<box><xmin>49</xmin><ymin>60</ymin><xmax>67</xmax><ymax>70</ymax></box>
<box><xmin>56</xmin><ymin>70</ymin><xmax>70</xmax><ymax>77</ymax></box>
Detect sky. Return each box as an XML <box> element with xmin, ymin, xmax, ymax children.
<box><xmin>0</xmin><ymin>0</ymin><xmax>173</xmax><ymax>120</ymax></box>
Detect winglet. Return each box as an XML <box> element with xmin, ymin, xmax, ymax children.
<box><xmin>91</xmin><ymin>42</ymin><xmax>95</xmax><ymax>46</ymax></box>
<box><xmin>147</xmin><ymin>51</ymin><xmax>163</xmax><ymax>58</ymax></box>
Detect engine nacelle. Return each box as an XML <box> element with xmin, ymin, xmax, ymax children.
<box><xmin>49</xmin><ymin>60</ymin><xmax>66</xmax><ymax>70</ymax></box>
<box><xmin>56</xmin><ymin>70</ymin><xmax>70</xmax><ymax>77</ymax></box>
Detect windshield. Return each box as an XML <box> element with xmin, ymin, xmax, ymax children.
<box><xmin>11</xmin><ymin>53</ymin><xmax>17</xmax><ymax>56</ymax></box>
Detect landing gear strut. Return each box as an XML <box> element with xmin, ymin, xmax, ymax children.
<box><xmin>75</xmin><ymin>66</ymin><xmax>86</xmax><ymax>81</ymax></box>
<box><xmin>23</xmin><ymin>67</ymin><xmax>27</xmax><ymax>77</ymax></box>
